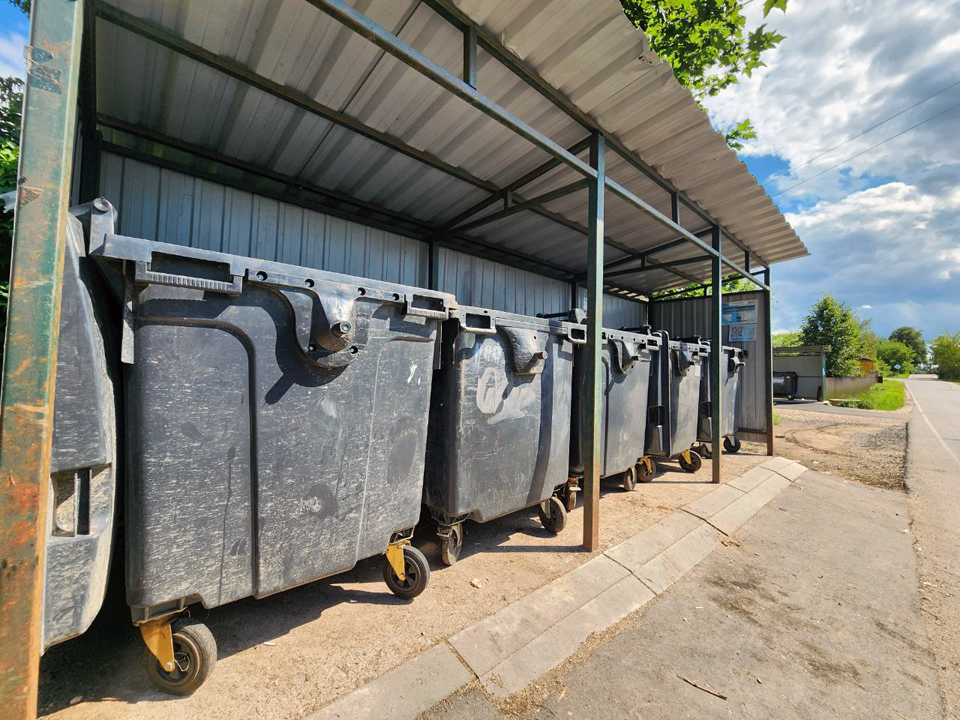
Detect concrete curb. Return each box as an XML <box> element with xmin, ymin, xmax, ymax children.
<box><xmin>306</xmin><ymin>457</ymin><xmax>808</xmax><ymax>719</ymax></box>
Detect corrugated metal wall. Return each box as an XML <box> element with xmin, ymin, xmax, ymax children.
<box><xmin>99</xmin><ymin>153</ymin><xmax>646</xmax><ymax>324</ymax></box>
<box><xmin>650</xmin><ymin>291</ymin><xmax>769</xmax><ymax>439</ymax></box>
<box><xmin>436</xmin><ymin>248</ymin><xmax>572</xmax><ymax>315</ymax></box>
<box><xmin>575</xmin><ymin>287</ymin><xmax>647</xmax><ymax>330</ymax></box>
<box><xmin>99</xmin><ymin>154</ymin><xmax>426</xmax><ymax>285</ymax></box>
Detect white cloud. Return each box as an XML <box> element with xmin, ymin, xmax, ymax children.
<box><xmin>939</xmin><ymin>249</ymin><xmax>960</xmax><ymax>280</ymax></box>
<box><xmin>703</xmin><ymin>0</ymin><xmax>960</xmax><ymax>338</ymax></box>
<box><xmin>771</xmin><ymin>182</ymin><xmax>960</xmax><ymax>336</ymax></box>
<box><xmin>0</xmin><ymin>29</ymin><xmax>26</xmax><ymax>80</ymax></box>
<box><xmin>706</xmin><ymin>0</ymin><xmax>960</xmax><ymax>202</ymax></box>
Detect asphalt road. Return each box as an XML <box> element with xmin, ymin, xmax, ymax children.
<box><xmin>425</xmin><ymin>470</ymin><xmax>943</xmax><ymax>719</ymax></box>
<box><xmin>902</xmin><ymin>375</ymin><xmax>960</xmax><ymax>717</ymax></box>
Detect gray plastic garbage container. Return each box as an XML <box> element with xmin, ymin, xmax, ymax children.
<box><xmin>423</xmin><ymin>306</ymin><xmax>583</xmax><ymax>565</ymax></box>
<box><xmin>644</xmin><ymin>332</ymin><xmax>710</xmax><ymax>473</ymax></box>
<box><xmin>42</xmin><ymin>205</ymin><xmax>119</xmax><ymax>652</ymax></box>
<box><xmin>91</xmin><ymin>227</ymin><xmax>454</xmax><ymax>693</ymax></box>
<box><xmin>691</xmin><ymin>343</ymin><xmax>747</xmax><ymax>456</ymax></box>
<box><xmin>774</xmin><ymin>370</ymin><xmax>797</xmax><ymax>400</ymax></box>
<box><xmin>568</xmin><ymin>325</ymin><xmax>662</xmax><ymax>502</ymax></box>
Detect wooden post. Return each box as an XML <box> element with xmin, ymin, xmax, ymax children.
<box><xmin>0</xmin><ymin>1</ymin><xmax>85</xmax><ymax>716</ymax></box>
<box><xmin>583</xmin><ymin>132</ymin><xmax>605</xmax><ymax>551</ymax></box>
<box><xmin>710</xmin><ymin>226</ymin><xmax>723</xmax><ymax>483</ymax></box>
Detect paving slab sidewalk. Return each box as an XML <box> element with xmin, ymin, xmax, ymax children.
<box><xmin>308</xmin><ymin>457</ymin><xmax>807</xmax><ymax>720</ymax></box>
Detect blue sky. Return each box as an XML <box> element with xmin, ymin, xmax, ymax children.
<box><xmin>705</xmin><ymin>0</ymin><xmax>960</xmax><ymax>340</ymax></box>
<box><xmin>0</xmin><ymin>2</ymin><xmax>28</xmax><ymax>78</ymax></box>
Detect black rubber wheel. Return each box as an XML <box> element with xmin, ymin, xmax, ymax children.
<box><xmin>679</xmin><ymin>451</ymin><xmax>702</xmax><ymax>473</ymax></box>
<box><xmin>621</xmin><ymin>466</ymin><xmax>637</xmax><ymax>492</ymax></box>
<box><xmin>637</xmin><ymin>460</ymin><xmax>656</xmax><ymax>483</ymax></box>
<box><xmin>698</xmin><ymin>443</ymin><xmax>712</xmax><ymax>459</ymax></box>
<box><xmin>440</xmin><ymin>524</ymin><xmax>463</xmax><ymax>566</ymax></box>
<box><xmin>538</xmin><ymin>496</ymin><xmax>567</xmax><ymax>534</ymax></box>
<box><xmin>143</xmin><ymin>617</ymin><xmax>217</xmax><ymax>696</ymax></box>
<box><xmin>563</xmin><ymin>484</ymin><xmax>578</xmax><ymax>512</ymax></box>
<box><xmin>383</xmin><ymin>545</ymin><xmax>430</xmax><ymax>600</ymax></box>
<box><xmin>723</xmin><ymin>436</ymin><xmax>742</xmax><ymax>454</ymax></box>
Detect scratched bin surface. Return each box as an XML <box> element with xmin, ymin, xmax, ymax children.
<box><xmin>95</xmin><ymin>235</ymin><xmax>454</xmax><ymax>618</ymax></box>
<box><xmin>645</xmin><ymin>333</ymin><xmax>710</xmax><ymax>459</ymax></box>
<box><xmin>569</xmin><ymin>327</ymin><xmax>660</xmax><ymax>478</ymax></box>
<box><xmin>423</xmin><ymin>306</ymin><xmax>582</xmax><ymax>524</ymax></box>
<box><xmin>694</xmin><ymin>343</ymin><xmax>747</xmax><ymax>443</ymax></box>
<box><xmin>43</xmin><ymin>211</ymin><xmax>119</xmax><ymax>650</ymax></box>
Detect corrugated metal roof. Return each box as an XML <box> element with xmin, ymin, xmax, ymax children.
<box><xmin>93</xmin><ymin>0</ymin><xmax>806</xmax><ymax>295</ymax></box>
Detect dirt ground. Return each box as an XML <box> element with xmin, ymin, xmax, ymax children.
<box><xmin>39</xmin><ymin>453</ymin><xmax>767</xmax><ymax>720</ymax></box>
<box><xmin>754</xmin><ymin>400</ymin><xmax>910</xmax><ymax>491</ymax></box>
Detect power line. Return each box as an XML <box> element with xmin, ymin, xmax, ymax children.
<box><xmin>766</xmin><ymin>78</ymin><xmax>960</xmax><ymax>183</ymax></box>
<box><xmin>773</xmin><ymin>99</ymin><xmax>960</xmax><ymax>197</ymax></box>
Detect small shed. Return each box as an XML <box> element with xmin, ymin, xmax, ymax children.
<box><xmin>773</xmin><ymin>345</ymin><xmax>829</xmax><ymax>401</ymax></box>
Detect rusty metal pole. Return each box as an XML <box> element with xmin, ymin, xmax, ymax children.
<box><xmin>583</xmin><ymin>132</ymin><xmax>605</xmax><ymax>551</ymax></box>
<box><xmin>0</xmin><ymin>1</ymin><xmax>84</xmax><ymax>716</ymax></box>
<box><xmin>763</xmin><ymin>267</ymin><xmax>775</xmax><ymax>456</ymax></box>
<box><xmin>710</xmin><ymin>227</ymin><xmax>723</xmax><ymax>483</ymax></box>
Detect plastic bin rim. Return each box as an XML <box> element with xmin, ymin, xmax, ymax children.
<box><xmin>97</xmin><ymin>233</ymin><xmax>458</xmax><ymax>305</ymax></box>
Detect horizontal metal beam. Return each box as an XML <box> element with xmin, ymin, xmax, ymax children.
<box><xmin>99</xmin><ymin>138</ymin><xmax>577</xmax><ymax>281</ymax></box>
<box><xmin>721</xmin><ymin>256</ymin><xmax>770</xmax><ymax>291</ymax></box>
<box><xmin>309</xmin><ymin>0</ymin><xmax>725</xmax><ymax>264</ymax></box>
<box><xmin>605</xmin><ymin>254</ymin><xmax>710</xmax><ymax>279</ymax></box>
<box><xmin>305</xmin><ymin>0</ymin><xmax>598</xmax><ymax>181</ymax></box>
<box><xmin>436</xmin><ymin>136</ymin><xmax>592</xmax><ymax>232</ymax></box>
<box><xmin>95</xmin><ymin>2</ymin><xmax>616</xmax><ymax>256</ymax></box>
<box><xmin>93</xmin><ymin>2</ymin><xmax>501</xmax><ymax>196</ymax></box>
<box><xmin>605</xmin><ymin>178</ymin><xmax>719</xmax><ymax>257</ymax></box>
<box><xmin>603</xmin><ymin>228</ymin><xmax>714</xmax><ymax>272</ymax></box>
<box><xmin>452</xmin><ymin>180</ymin><xmax>589</xmax><ymax>233</ymax></box>
<box><xmin>98</xmin><ymin>114</ymin><xmax>427</xmax><ymax>234</ymax></box>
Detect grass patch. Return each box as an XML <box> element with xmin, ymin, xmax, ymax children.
<box><xmin>832</xmin><ymin>380</ymin><xmax>904</xmax><ymax>411</ymax></box>
<box><xmin>773</xmin><ymin>412</ymin><xmax>780</xmax><ymax>426</ymax></box>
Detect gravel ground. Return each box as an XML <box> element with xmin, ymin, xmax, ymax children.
<box><xmin>39</xmin><ymin>453</ymin><xmax>767</xmax><ymax>720</ymax></box>
<box><xmin>757</xmin><ymin>406</ymin><xmax>908</xmax><ymax>491</ymax></box>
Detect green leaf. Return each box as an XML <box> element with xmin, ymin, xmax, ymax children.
<box><xmin>763</xmin><ymin>0</ymin><xmax>788</xmax><ymax>17</ymax></box>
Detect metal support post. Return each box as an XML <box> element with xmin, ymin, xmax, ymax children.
<box><xmin>710</xmin><ymin>226</ymin><xmax>723</xmax><ymax>483</ymax></box>
<box><xmin>463</xmin><ymin>24</ymin><xmax>478</xmax><ymax>88</ymax></box>
<box><xmin>428</xmin><ymin>238</ymin><xmax>440</xmax><ymax>290</ymax></box>
<box><xmin>0</xmin><ymin>1</ymin><xmax>85</xmax><ymax>716</ymax></box>
<box><xmin>763</xmin><ymin>268</ymin><xmax>775</xmax><ymax>456</ymax></box>
<box><xmin>583</xmin><ymin>132</ymin><xmax>605</xmax><ymax>551</ymax></box>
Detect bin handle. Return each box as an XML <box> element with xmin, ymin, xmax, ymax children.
<box><xmin>565</xmin><ymin>325</ymin><xmax>587</xmax><ymax>345</ymax></box>
<box><xmin>134</xmin><ymin>261</ymin><xmax>243</xmax><ymax>295</ymax></box>
<box><xmin>403</xmin><ymin>293</ymin><xmax>450</xmax><ymax>320</ymax></box>
<box><xmin>459</xmin><ymin>311</ymin><xmax>498</xmax><ymax>335</ymax></box>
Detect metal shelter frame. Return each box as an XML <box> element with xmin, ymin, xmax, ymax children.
<box><xmin>0</xmin><ymin>0</ymin><xmax>781</xmax><ymax>714</ymax></box>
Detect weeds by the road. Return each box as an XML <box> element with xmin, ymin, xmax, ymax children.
<box><xmin>832</xmin><ymin>380</ymin><xmax>905</xmax><ymax>411</ymax></box>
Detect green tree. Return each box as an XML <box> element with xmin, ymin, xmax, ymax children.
<box><xmin>798</xmin><ymin>295</ymin><xmax>861</xmax><ymax>377</ymax></box>
<box><xmin>620</xmin><ymin>0</ymin><xmax>788</xmax><ymax>149</ymax></box>
<box><xmin>877</xmin><ymin>339</ymin><xmax>915</xmax><ymax>376</ymax></box>
<box><xmin>772</xmin><ymin>330</ymin><xmax>799</xmax><ymax>347</ymax></box>
<box><xmin>889</xmin><ymin>326</ymin><xmax>926</xmax><ymax>366</ymax></box>
<box><xmin>931</xmin><ymin>333</ymin><xmax>960</xmax><ymax>380</ymax></box>
<box><xmin>0</xmin><ymin>82</ymin><xmax>22</xmax><ymax>348</ymax></box>
<box><xmin>652</xmin><ymin>275</ymin><xmax>758</xmax><ymax>299</ymax></box>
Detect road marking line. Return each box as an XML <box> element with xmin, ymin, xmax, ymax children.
<box><xmin>910</xmin><ymin>388</ymin><xmax>960</xmax><ymax>469</ymax></box>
